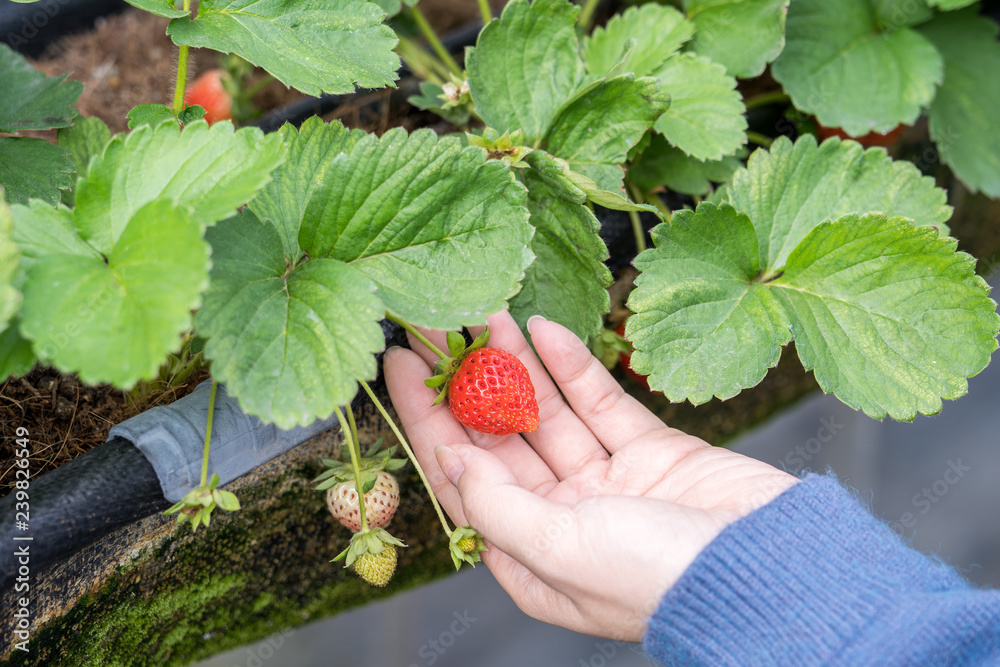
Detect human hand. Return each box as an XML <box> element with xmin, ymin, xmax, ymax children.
<box><xmin>383</xmin><ymin>312</ymin><xmax>798</xmax><ymax>642</ymax></box>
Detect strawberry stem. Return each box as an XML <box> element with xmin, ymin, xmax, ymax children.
<box><xmin>171</xmin><ymin>0</ymin><xmax>193</xmax><ymax>117</ymax></box>
<box><xmin>626</xmin><ymin>182</ymin><xmax>648</xmax><ymax>254</ymax></box>
<box><xmin>578</xmin><ymin>0</ymin><xmax>600</xmax><ymax>30</ymax></box>
<box><xmin>477</xmin><ymin>0</ymin><xmax>493</xmax><ymax>23</ymax></box>
<box><xmin>407</xmin><ymin>6</ymin><xmax>464</xmax><ymax>79</ymax></box>
<box><xmin>199</xmin><ymin>380</ymin><xmax>218</xmax><ymax>488</ymax></box>
<box><xmin>387</xmin><ymin>315</ymin><xmax>449</xmax><ymax>360</ymax></box>
<box><xmin>360</xmin><ymin>381</ymin><xmax>453</xmax><ymax>538</ymax></box>
<box><xmin>334</xmin><ymin>405</ymin><xmax>368</xmax><ymax>532</ymax></box>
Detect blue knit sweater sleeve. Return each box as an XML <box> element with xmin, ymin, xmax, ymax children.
<box><xmin>642</xmin><ymin>474</ymin><xmax>1000</xmax><ymax>666</ymax></box>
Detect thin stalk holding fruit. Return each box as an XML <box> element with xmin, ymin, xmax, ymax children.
<box><xmin>199</xmin><ymin>379</ymin><xmax>218</xmax><ymax>487</ymax></box>
<box><xmin>163</xmin><ymin>379</ymin><xmax>240</xmax><ymax>530</ymax></box>
<box><xmin>407</xmin><ymin>7</ymin><xmax>464</xmax><ymax>79</ymax></box>
<box><xmin>360</xmin><ymin>380</ymin><xmax>454</xmax><ymax>538</ymax></box>
<box><xmin>477</xmin><ymin>0</ymin><xmax>493</xmax><ymax>23</ymax></box>
<box><xmin>333</xmin><ymin>404</ymin><xmax>368</xmax><ymax>532</ymax></box>
<box><xmin>396</xmin><ymin>37</ymin><xmax>449</xmax><ymax>85</ymax></box>
<box><xmin>746</xmin><ymin>131</ymin><xmax>774</xmax><ymax>148</ymax></box>
<box><xmin>387</xmin><ymin>314</ymin><xmax>448</xmax><ymax>360</ymax></box>
<box><xmin>171</xmin><ymin>0</ymin><xmax>193</xmax><ymax>116</ymax></box>
<box><xmin>626</xmin><ymin>182</ymin><xmax>649</xmax><ymax>253</ymax></box>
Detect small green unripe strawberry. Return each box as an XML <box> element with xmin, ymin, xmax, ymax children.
<box><xmin>333</xmin><ymin>527</ymin><xmax>406</xmax><ymax>587</ymax></box>
<box><xmin>449</xmin><ymin>525</ymin><xmax>487</xmax><ymax>570</ymax></box>
<box><xmin>353</xmin><ymin>544</ymin><xmax>397</xmax><ymax>587</ymax></box>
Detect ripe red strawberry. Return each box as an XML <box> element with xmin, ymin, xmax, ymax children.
<box><xmin>449</xmin><ymin>348</ymin><xmax>539</xmax><ymax>435</ymax></box>
<box><xmin>326</xmin><ymin>471</ymin><xmax>399</xmax><ymax>532</ymax></box>
<box><xmin>425</xmin><ymin>327</ymin><xmax>539</xmax><ymax>435</ymax></box>
<box><xmin>815</xmin><ymin>121</ymin><xmax>906</xmax><ymax>148</ymax></box>
<box><xmin>184</xmin><ymin>69</ymin><xmax>233</xmax><ymax>125</ymax></box>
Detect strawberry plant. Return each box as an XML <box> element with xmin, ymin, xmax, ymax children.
<box><xmin>1</xmin><ymin>0</ymin><xmax>999</xmax><ymax>599</ymax></box>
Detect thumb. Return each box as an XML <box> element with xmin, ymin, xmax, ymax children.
<box><xmin>436</xmin><ymin>444</ymin><xmax>576</xmax><ymax>567</ymax></box>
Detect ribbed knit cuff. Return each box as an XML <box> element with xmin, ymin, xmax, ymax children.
<box><xmin>641</xmin><ymin>474</ymin><xmax>972</xmax><ymax>666</ymax></box>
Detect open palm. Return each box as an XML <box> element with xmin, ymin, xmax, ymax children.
<box><xmin>384</xmin><ymin>311</ymin><xmax>797</xmax><ymax>641</ymax></box>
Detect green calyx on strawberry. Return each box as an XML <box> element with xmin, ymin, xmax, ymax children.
<box><xmin>333</xmin><ymin>528</ymin><xmax>407</xmax><ymax>587</ymax></box>
<box><xmin>424</xmin><ymin>327</ymin><xmax>540</xmax><ymax>436</ymax></box>
<box><xmin>163</xmin><ymin>472</ymin><xmax>241</xmax><ymax>532</ymax></box>
<box><xmin>449</xmin><ymin>525</ymin><xmax>487</xmax><ymax>570</ymax></box>
<box><xmin>589</xmin><ymin>325</ymin><xmax>633</xmax><ymax>371</ymax></box>
<box><xmin>466</xmin><ymin>128</ymin><xmax>532</xmax><ymax>168</ymax></box>
<box><xmin>314</xmin><ymin>436</ymin><xmax>407</xmax><ymax>531</ymax></box>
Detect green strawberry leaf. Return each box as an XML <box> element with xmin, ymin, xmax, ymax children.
<box><xmin>75</xmin><ymin>120</ymin><xmax>286</xmax><ymax>254</ymax></box>
<box><xmin>629</xmin><ymin>204</ymin><xmax>998</xmax><ymax>418</ymax></box>
<box><xmin>628</xmin><ymin>203</ymin><xmax>791</xmax><ymax>403</ymax></box>
<box><xmin>57</xmin><ymin>116</ymin><xmax>112</xmax><ymax>176</ymax></box>
<box><xmin>771</xmin><ymin>0</ymin><xmax>942</xmax><ymax>135</ymax></box>
<box><xmin>771</xmin><ymin>214</ymin><xmax>998</xmax><ymax>420</ymax></box>
<box><xmin>178</xmin><ymin>105</ymin><xmax>207</xmax><ymax>125</ymax></box>
<box><xmin>521</xmin><ymin>150</ymin><xmax>587</xmax><ymax>205</ymax></box>
<box><xmin>919</xmin><ymin>9</ymin><xmax>1000</xmax><ymax>198</ymax></box>
<box><xmin>0</xmin><ymin>137</ymin><xmax>75</xmax><ymax>206</ymax></box>
<box><xmin>57</xmin><ymin>116</ymin><xmax>112</xmax><ymax>206</ymax></box>
<box><xmin>509</xmin><ymin>170</ymin><xmax>611</xmax><ymax>339</ymax></box>
<box><xmin>561</xmin><ymin>167</ymin><xmax>662</xmax><ymax>217</ymax></box>
<box><xmin>371</xmin><ymin>0</ymin><xmax>418</xmax><ymax>17</ymax></box>
<box><xmin>123</xmin><ymin>0</ymin><xmax>190</xmax><ymax>18</ymax></box>
<box><xmin>872</xmin><ymin>0</ymin><xmax>934</xmax><ymax>30</ymax></box>
<box><xmin>546</xmin><ymin>75</ymin><xmax>670</xmax><ymax>193</ymax></box>
<box><xmin>630</xmin><ymin>135</ymin><xmax>741</xmax><ymax>195</ymax></box>
<box><xmin>0</xmin><ymin>322</ymin><xmax>34</xmax><ymax>381</ymax></box>
<box><xmin>126</xmin><ymin>104</ymin><xmax>176</xmax><ymax>129</ymax></box>
<box><xmin>299</xmin><ymin>128</ymin><xmax>534</xmax><ymax>330</ymax></box>
<box><xmin>0</xmin><ymin>43</ymin><xmax>82</xmax><ymax>133</ymax></box>
<box><xmin>467</xmin><ymin>0</ymin><xmax>586</xmax><ymax>145</ymax></box>
<box><xmin>10</xmin><ymin>201</ymin><xmax>100</xmax><ymax>275</ymax></box>
<box><xmin>523</xmin><ymin>149</ymin><xmax>660</xmax><ymax>216</ymax></box>
<box><xmin>248</xmin><ymin>117</ymin><xmax>367</xmax><ymax>260</ymax></box>
<box><xmin>166</xmin><ymin>0</ymin><xmax>400</xmax><ymax>97</ymax></box>
<box><xmin>196</xmin><ymin>210</ymin><xmax>385</xmax><ymax>429</ymax></box>
<box><xmin>582</xmin><ymin>4</ymin><xmax>694</xmax><ymax>79</ymax></box>
<box><xmin>0</xmin><ymin>199</ymin><xmax>21</xmax><ymax>332</ymax></box>
<box><xmin>683</xmin><ymin>0</ymin><xmax>789</xmax><ymax>78</ymax></box>
<box><xmin>725</xmin><ymin>135</ymin><xmax>952</xmax><ymax>271</ymax></box>
<box><xmin>18</xmin><ymin>199</ymin><xmax>211</xmax><ymax>387</ymax></box>
<box><xmin>652</xmin><ymin>53</ymin><xmax>747</xmax><ymax>162</ymax></box>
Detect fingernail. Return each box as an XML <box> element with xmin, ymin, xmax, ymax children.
<box><xmin>526</xmin><ymin>315</ymin><xmax>547</xmax><ymax>335</ymax></box>
<box><xmin>384</xmin><ymin>345</ymin><xmax>401</xmax><ymax>356</ymax></box>
<box><xmin>435</xmin><ymin>446</ymin><xmax>465</xmax><ymax>485</ymax></box>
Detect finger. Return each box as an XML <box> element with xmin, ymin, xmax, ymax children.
<box><xmin>472</xmin><ymin>312</ymin><xmax>611</xmax><ymax>481</ymax></box>
<box><xmin>527</xmin><ymin>316</ymin><xmax>670</xmax><ymax>454</ymax></box>
<box><xmin>438</xmin><ymin>443</ymin><xmax>578</xmax><ymax>578</ymax></box>
<box><xmin>384</xmin><ymin>347</ymin><xmax>470</xmax><ymax>523</ymax></box>
<box><xmin>479</xmin><ymin>544</ymin><xmax>583</xmax><ymax>632</ymax></box>
<box><xmin>383</xmin><ymin>346</ymin><xmax>556</xmax><ymax>500</ymax></box>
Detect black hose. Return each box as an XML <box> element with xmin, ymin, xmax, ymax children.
<box><xmin>0</xmin><ymin>436</ymin><xmax>166</xmax><ymax>588</ymax></box>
